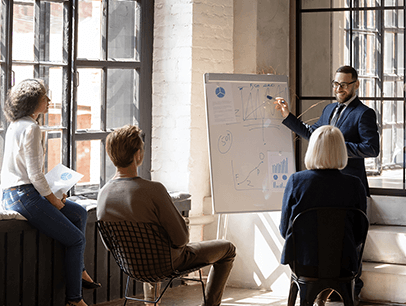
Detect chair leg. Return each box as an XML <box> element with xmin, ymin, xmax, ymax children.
<box><xmin>298</xmin><ymin>282</ymin><xmax>319</xmax><ymax>306</ymax></box>
<box><xmin>125</xmin><ymin>276</ymin><xmax>168</xmax><ymax>305</ymax></box>
<box><xmin>123</xmin><ymin>276</ymin><xmax>131</xmax><ymax>306</ymax></box>
<box><xmin>198</xmin><ymin>269</ymin><xmax>207</xmax><ymax>305</ymax></box>
<box><xmin>340</xmin><ymin>282</ymin><xmax>355</xmax><ymax>306</ymax></box>
<box><xmin>287</xmin><ymin>279</ymin><xmax>298</xmax><ymax>306</ymax></box>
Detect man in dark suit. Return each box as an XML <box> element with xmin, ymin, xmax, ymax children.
<box><xmin>274</xmin><ymin>65</ymin><xmax>380</xmax><ymax>196</ymax></box>
<box><xmin>274</xmin><ymin>65</ymin><xmax>380</xmax><ymax>300</ymax></box>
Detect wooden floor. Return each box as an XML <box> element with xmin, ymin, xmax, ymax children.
<box><xmin>94</xmin><ymin>283</ymin><xmax>397</xmax><ymax>306</ymax></box>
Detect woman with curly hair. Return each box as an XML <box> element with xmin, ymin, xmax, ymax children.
<box><xmin>1</xmin><ymin>79</ymin><xmax>100</xmax><ymax>306</ymax></box>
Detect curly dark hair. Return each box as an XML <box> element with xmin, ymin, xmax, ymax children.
<box><xmin>4</xmin><ymin>79</ymin><xmax>47</xmax><ymax>122</ymax></box>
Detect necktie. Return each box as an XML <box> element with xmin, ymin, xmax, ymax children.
<box><xmin>330</xmin><ymin>104</ymin><xmax>345</xmax><ymax>126</ymax></box>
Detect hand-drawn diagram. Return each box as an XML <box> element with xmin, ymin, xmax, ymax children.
<box><xmin>218</xmin><ymin>130</ymin><xmax>233</xmax><ymax>154</ymax></box>
<box><xmin>232</xmin><ymin>153</ymin><xmax>266</xmax><ymax>190</ymax></box>
<box><xmin>268</xmin><ymin>152</ymin><xmax>293</xmax><ymax>190</ymax></box>
<box><xmin>233</xmin><ymin>82</ymin><xmax>289</xmax><ymax>144</ymax></box>
<box><xmin>205</xmin><ymin>74</ymin><xmax>295</xmax><ymax>213</ymax></box>
<box><xmin>235</xmin><ymin>83</ymin><xmax>287</xmax><ymax>120</ymax></box>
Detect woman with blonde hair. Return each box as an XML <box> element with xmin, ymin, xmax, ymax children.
<box><xmin>279</xmin><ymin>125</ymin><xmax>367</xmax><ymax>306</ymax></box>
<box><xmin>1</xmin><ymin>79</ymin><xmax>100</xmax><ymax>306</ymax></box>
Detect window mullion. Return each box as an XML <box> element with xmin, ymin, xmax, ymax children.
<box><xmin>403</xmin><ymin>2</ymin><xmax>406</xmax><ymax>190</ymax></box>
<box><xmin>33</xmin><ymin>0</ymin><xmax>40</xmax><ymax>77</ymax></box>
<box><xmin>99</xmin><ymin>0</ymin><xmax>108</xmax><ymax>188</ymax></box>
<box><xmin>71</xmin><ymin>0</ymin><xmax>79</xmax><ymax>173</ymax></box>
<box><xmin>62</xmin><ymin>0</ymin><xmax>73</xmax><ymax>167</ymax></box>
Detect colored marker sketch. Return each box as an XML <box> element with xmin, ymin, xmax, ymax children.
<box><xmin>272</xmin><ymin>158</ymin><xmax>289</xmax><ymax>188</ymax></box>
<box><xmin>268</xmin><ymin>152</ymin><xmax>293</xmax><ymax>190</ymax></box>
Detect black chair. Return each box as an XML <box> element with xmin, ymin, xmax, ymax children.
<box><xmin>287</xmin><ymin>207</ymin><xmax>369</xmax><ymax>306</ymax></box>
<box><xmin>96</xmin><ymin>220</ymin><xmax>208</xmax><ymax>306</ymax></box>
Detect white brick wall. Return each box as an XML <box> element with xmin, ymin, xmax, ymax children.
<box><xmin>152</xmin><ymin>0</ymin><xmax>193</xmax><ymax>194</ymax></box>
<box><xmin>152</xmin><ymin>0</ymin><xmax>233</xmax><ymax>223</ymax></box>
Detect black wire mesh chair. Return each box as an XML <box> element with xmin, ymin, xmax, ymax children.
<box><xmin>96</xmin><ymin>220</ymin><xmax>208</xmax><ymax>305</ymax></box>
<box><xmin>287</xmin><ymin>207</ymin><xmax>369</xmax><ymax>306</ymax></box>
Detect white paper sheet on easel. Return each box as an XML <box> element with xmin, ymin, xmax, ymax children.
<box><xmin>45</xmin><ymin>164</ymin><xmax>84</xmax><ymax>199</ymax></box>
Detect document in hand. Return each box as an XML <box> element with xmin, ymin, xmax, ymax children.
<box><xmin>45</xmin><ymin>163</ymin><xmax>84</xmax><ymax>199</ymax></box>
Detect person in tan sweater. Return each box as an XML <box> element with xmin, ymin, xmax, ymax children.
<box><xmin>97</xmin><ymin>124</ymin><xmax>236</xmax><ymax>306</ymax></box>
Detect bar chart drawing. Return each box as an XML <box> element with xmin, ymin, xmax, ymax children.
<box><xmin>268</xmin><ymin>153</ymin><xmax>293</xmax><ymax>190</ymax></box>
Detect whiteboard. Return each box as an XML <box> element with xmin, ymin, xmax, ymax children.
<box><xmin>204</xmin><ymin>73</ymin><xmax>295</xmax><ymax>213</ymax></box>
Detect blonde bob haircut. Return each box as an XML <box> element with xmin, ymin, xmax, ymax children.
<box><xmin>304</xmin><ymin>125</ymin><xmax>348</xmax><ymax>170</ymax></box>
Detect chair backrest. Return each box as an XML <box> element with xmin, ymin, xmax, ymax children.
<box><xmin>290</xmin><ymin>207</ymin><xmax>369</xmax><ymax>279</ymax></box>
<box><xmin>96</xmin><ymin>220</ymin><xmax>175</xmax><ymax>283</ymax></box>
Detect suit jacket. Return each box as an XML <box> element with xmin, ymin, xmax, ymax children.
<box><xmin>283</xmin><ymin>97</ymin><xmax>380</xmax><ymax>195</ymax></box>
<box><xmin>279</xmin><ymin>169</ymin><xmax>367</xmax><ymax>270</ymax></box>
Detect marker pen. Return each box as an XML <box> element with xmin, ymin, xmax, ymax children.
<box><xmin>276</xmin><ymin>97</ymin><xmax>285</xmax><ymax>104</ymax></box>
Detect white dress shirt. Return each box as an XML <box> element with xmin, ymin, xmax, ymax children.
<box><xmin>1</xmin><ymin>116</ymin><xmax>52</xmax><ymax>196</ymax></box>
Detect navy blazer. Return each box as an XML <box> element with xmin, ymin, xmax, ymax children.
<box><xmin>283</xmin><ymin>97</ymin><xmax>380</xmax><ymax>195</ymax></box>
<box><xmin>279</xmin><ymin>169</ymin><xmax>367</xmax><ymax>270</ymax></box>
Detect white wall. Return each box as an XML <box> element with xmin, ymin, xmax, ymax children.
<box><xmin>152</xmin><ymin>0</ymin><xmax>193</xmax><ymax>193</ymax></box>
<box><xmin>152</xmin><ymin>0</ymin><xmax>233</xmax><ymax>243</ymax></box>
<box><xmin>152</xmin><ymin>0</ymin><xmax>292</xmax><ymax>291</ymax></box>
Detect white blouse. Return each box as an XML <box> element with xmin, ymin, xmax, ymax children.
<box><xmin>1</xmin><ymin>116</ymin><xmax>52</xmax><ymax>196</ymax></box>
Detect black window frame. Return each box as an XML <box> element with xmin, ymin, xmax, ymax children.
<box><xmin>296</xmin><ymin>0</ymin><xmax>406</xmax><ymax>196</ymax></box>
<box><xmin>0</xmin><ymin>0</ymin><xmax>153</xmax><ymax>198</ymax></box>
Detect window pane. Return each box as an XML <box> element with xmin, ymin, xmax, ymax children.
<box><xmin>76</xmin><ymin>68</ymin><xmax>101</xmax><ymax>130</ymax></box>
<box><xmin>359</xmin><ymin>77</ymin><xmax>376</xmax><ymax>97</ymax></box>
<box><xmin>397</xmin><ymin>32</ymin><xmax>404</xmax><ymax>76</ymax></box>
<box><xmin>385</xmin><ymin>0</ymin><xmax>404</xmax><ymax>6</ymax></box>
<box><xmin>353</xmin><ymin>7</ymin><xmax>377</xmax><ymax>30</ymax></box>
<box><xmin>384</xmin><ymin>32</ymin><xmax>395</xmax><ymax>75</ymax></box>
<box><xmin>45</xmin><ymin>132</ymin><xmax>62</xmax><ymax>173</ymax></box>
<box><xmin>76</xmin><ymin>140</ymin><xmax>101</xmax><ymax>187</ymax></box>
<box><xmin>49</xmin><ymin>2</ymin><xmax>64</xmax><ymax>62</ymax></box>
<box><xmin>368</xmin><ymin>100</ymin><xmax>404</xmax><ymax>189</ymax></box>
<box><xmin>0</xmin><ymin>0</ymin><xmax>5</xmax><ymax>62</ymax></box>
<box><xmin>78</xmin><ymin>0</ymin><xmax>101</xmax><ymax>59</ymax></box>
<box><xmin>108</xmin><ymin>0</ymin><xmax>140</xmax><ymax>61</ymax></box>
<box><xmin>352</xmin><ymin>10</ymin><xmax>381</xmax><ymax>81</ymax></box>
<box><xmin>46</xmin><ymin>67</ymin><xmax>63</xmax><ymax>127</ymax></box>
<box><xmin>12</xmin><ymin>65</ymin><xmax>34</xmax><ymax>85</ymax></box>
<box><xmin>354</xmin><ymin>0</ymin><xmax>382</xmax><ymax>7</ymax></box>
<box><xmin>106</xmin><ymin>69</ymin><xmax>139</xmax><ymax>129</ymax></box>
<box><xmin>13</xmin><ymin>2</ymin><xmax>34</xmax><ymax>61</ymax></box>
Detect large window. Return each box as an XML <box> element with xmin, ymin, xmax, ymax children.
<box><xmin>0</xmin><ymin>0</ymin><xmax>153</xmax><ymax>198</ymax></box>
<box><xmin>297</xmin><ymin>0</ymin><xmax>406</xmax><ymax>195</ymax></box>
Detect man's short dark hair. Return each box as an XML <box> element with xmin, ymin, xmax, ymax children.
<box><xmin>336</xmin><ymin>65</ymin><xmax>358</xmax><ymax>81</ymax></box>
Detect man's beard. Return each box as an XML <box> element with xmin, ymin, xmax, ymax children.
<box><xmin>335</xmin><ymin>89</ymin><xmax>355</xmax><ymax>103</ymax></box>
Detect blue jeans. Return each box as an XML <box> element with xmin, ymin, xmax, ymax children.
<box><xmin>2</xmin><ymin>184</ymin><xmax>87</xmax><ymax>302</ymax></box>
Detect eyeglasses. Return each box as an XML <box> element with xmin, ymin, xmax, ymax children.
<box><xmin>331</xmin><ymin>80</ymin><xmax>356</xmax><ymax>89</ymax></box>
